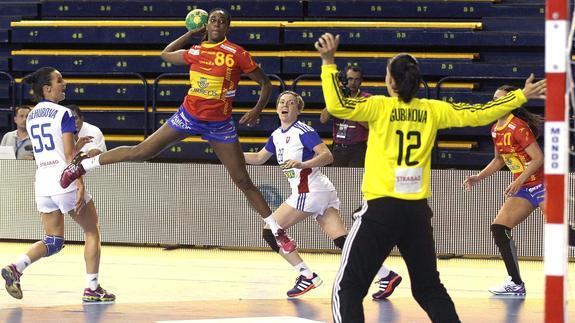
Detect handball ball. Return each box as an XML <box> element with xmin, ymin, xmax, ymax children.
<box><xmin>186</xmin><ymin>9</ymin><xmax>208</xmax><ymax>31</ymax></box>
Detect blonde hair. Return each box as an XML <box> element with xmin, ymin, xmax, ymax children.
<box><xmin>276</xmin><ymin>91</ymin><xmax>305</xmax><ymax>111</ymax></box>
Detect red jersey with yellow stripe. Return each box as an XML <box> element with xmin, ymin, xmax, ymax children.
<box><xmin>491</xmin><ymin>114</ymin><xmax>543</xmax><ymax>187</ymax></box>
<box><xmin>182</xmin><ymin>38</ymin><xmax>258</xmax><ymax>121</ymax></box>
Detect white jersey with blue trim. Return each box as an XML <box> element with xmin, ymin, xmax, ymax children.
<box><xmin>265</xmin><ymin>120</ymin><xmax>335</xmax><ymax>195</ymax></box>
<box><xmin>26</xmin><ymin>101</ymin><xmax>77</xmax><ymax>196</ymax></box>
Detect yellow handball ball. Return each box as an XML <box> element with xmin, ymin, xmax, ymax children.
<box><xmin>185</xmin><ymin>9</ymin><xmax>208</xmax><ymax>31</ymax></box>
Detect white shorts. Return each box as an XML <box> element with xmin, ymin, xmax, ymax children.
<box><xmin>36</xmin><ymin>190</ymin><xmax>92</xmax><ymax>214</ymax></box>
<box><xmin>285</xmin><ymin>190</ymin><xmax>340</xmax><ymax>218</ymax></box>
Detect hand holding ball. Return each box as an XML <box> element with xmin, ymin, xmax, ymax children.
<box><xmin>186</xmin><ymin>9</ymin><xmax>208</xmax><ymax>31</ymax></box>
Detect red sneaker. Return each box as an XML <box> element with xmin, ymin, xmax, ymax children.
<box><xmin>60</xmin><ymin>152</ymin><xmax>88</xmax><ymax>188</ymax></box>
<box><xmin>82</xmin><ymin>285</ymin><xmax>116</xmax><ymax>302</ymax></box>
<box><xmin>274</xmin><ymin>229</ymin><xmax>297</xmax><ymax>254</ymax></box>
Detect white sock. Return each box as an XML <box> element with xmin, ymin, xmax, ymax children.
<box><xmin>263</xmin><ymin>215</ymin><xmax>280</xmax><ymax>234</ymax></box>
<box><xmin>376</xmin><ymin>265</ymin><xmax>390</xmax><ymax>279</ymax></box>
<box><xmin>87</xmin><ymin>273</ymin><xmax>99</xmax><ymax>290</ymax></box>
<box><xmin>294</xmin><ymin>262</ymin><xmax>314</xmax><ymax>279</ymax></box>
<box><xmin>14</xmin><ymin>255</ymin><xmax>31</xmax><ymax>273</ymax></box>
<box><xmin>81</xmin><ymin>156</ymin><xmax>101</xmax><ymax>172</ymax></box>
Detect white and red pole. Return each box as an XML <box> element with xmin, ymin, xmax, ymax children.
<box><xmin>544</xmin><ymin>0</ymin><xmax>570</xmax><ymax>322</ymax></box>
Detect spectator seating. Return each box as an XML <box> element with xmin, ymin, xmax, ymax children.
<box><xmin>0</xmin><ymin>0</ymin><xmax>550</xmax><ymax>168</ymax></box>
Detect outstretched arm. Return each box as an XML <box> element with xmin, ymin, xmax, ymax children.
<box><xmin>244</xmin><ymin>147</ymin><xmax>274</xmax><ymax>165</ymax></box>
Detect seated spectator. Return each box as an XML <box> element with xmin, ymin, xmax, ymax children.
<box><xmin>320</xmin><ymin>65</ymin><xmax>369</xmax><ymax>167</ymax></box>
<box><xmin>0</xmin><ymin>105</ymin><xmax>34</xmax><ymax>159</ymax></box>
<box><xmin>67</xmin><ymin>105</ymin><xmax>107</xmax><ymax>157</ymax></box>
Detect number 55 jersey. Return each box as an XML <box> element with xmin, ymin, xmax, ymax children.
<box><xmin>27</xmin><ymin>101</ymin><xmax>78</xmax><ymax>196</ymax></box>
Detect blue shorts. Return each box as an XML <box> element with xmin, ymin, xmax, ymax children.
<box><xmin>167</xmin><ymin>105</ymin><xmax>238</xmax><ymax>143</ymax></box>
<box><xmin>513</xmin><ymin>183</ymin><xmax>545</xmax><ymax>207</ymax></box>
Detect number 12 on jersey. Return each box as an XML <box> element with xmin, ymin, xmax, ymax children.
<box><xmin>396</xmin><ymin>130</ymin><xmax>420</xmax><ymax>166</ymax></box>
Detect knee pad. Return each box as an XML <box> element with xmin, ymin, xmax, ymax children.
<box><xmin>43</xmin><ymin>235</ymin><xmax>65</xmax><ymax>257</ymax></box>
<box><xmin>491</xmin><ymin>224</ymin><xmax>512</xmax><ymax>246</ymax></box>
<box><xmin>334</xmin><ymin>235</ymin><xmax>347</xmax><ymax>249</ymax></box>
<box><xmin>262</xmin><ymin>229</ymin><xmax>280</xmax><ymax>253</ymax></box>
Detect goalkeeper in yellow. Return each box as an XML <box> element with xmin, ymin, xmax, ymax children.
<box><xmin>315</xmin><ymin>33</ymin><xmax>546</xmax><ymax>323</ymax></box>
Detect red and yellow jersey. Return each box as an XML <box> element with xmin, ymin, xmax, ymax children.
<box><xmin>491</xmin><ymin>114</ymin><xmax>543</xmax><ymax>187</ymax></box>
<box><xmin>182</xmin><ymin>38</ymin><xmax>258</xmax><ymax>121</ymax></box>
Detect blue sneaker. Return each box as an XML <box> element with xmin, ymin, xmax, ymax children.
<box><xmin>287</xmin><ymin>273</ymin><xmax>322</xmax><ymax>297</ymax></box>
<box><xmin>372</xmin><ymin>271</ymin><xmax>402</xmax><ymax>300</ymax></box>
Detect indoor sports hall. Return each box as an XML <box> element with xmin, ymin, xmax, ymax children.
<box><xmin>0</xmin><ymin>0</ymin><xmax>574</xmax><ymax>322</ymax></box>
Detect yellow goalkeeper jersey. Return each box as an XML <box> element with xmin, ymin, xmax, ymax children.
<box><xmin>321</xmin><ymin>64</ymin><xmax>527</xmax><ymax>200</ymax></box>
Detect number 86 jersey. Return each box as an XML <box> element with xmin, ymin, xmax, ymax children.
<box><xmin>26</xmin><ymin>101</ymin><xmax>78</xmax><ymax>196</ymax></box>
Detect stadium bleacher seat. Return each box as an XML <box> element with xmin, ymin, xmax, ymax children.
<box><xmin>40</xmin><ymin>1</ymin><xmax>303</xmax><ymax>19</ymax></box>
<box><xmin>0</xmin><ymin>0</ymin><xmax>549</xmax><ymax>168</ymax></box>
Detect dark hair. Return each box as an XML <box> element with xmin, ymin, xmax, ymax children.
<box><xmin>22</xmin><ymin>66</ymin><xmax>57</xmax><ymax>102</ymax></box>
<box><xmin>387</xmin><ymin>53</ymin><xmax>421</xmax><ymax>103</ymax></box>
<box><xmin>496</xmin><ymin>84</ymin><xmax>544</xmax><ymax>137</ymax></box>
<box><xmin>13</xmin><ymin>105</ymin><xmax>32</xmax><ymax>115</ymax></box>
<box><xmin>345</xmin><ymin>65</ymin><xmax>363</xmax><ymax>78</ymax></box>
<box><xmin>209</xmin><ymin>8</ymin><xmax>231</xmax><ymax>25</ymax></box>
<box><xmin>66</xmin><ymin>104</ymin><xmax>82</xmax><ymax>118</ymax></box>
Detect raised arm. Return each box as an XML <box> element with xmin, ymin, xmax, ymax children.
<box><xmin>160</xmin><ymin>28</ymin><xmax>205</xmax><ymax>65</ymax></box>
<box><xmin>437</xmin><ymin>75</ymin><xmax>546</xmax><ymax>129</ymax></box>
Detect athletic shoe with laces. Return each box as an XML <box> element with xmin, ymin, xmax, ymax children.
<box><xmin>372</xmin><ymin>270</ymin><xmax>402</xmax><ymax>300</ymax></box>
<box><xmin>274</xmin><ymin>229</ymin><xmax>296</xmax><ymax>254</ymax></box>
<box><xmin>2</xmin><ymin>264</ymin><xmax>23</xmax><ymax>299</ymax></box>
<box><xmin>60</xmin><ymin>152</ymin><xmax>88</xmax><ymax>188</ymax></box>
<box><xmin>286</xmin><ymin>272</ymin><xmax>323</xmax><ymax>297</ymax></box>
<box><xmin>82</xmin><ymin>285</ymin><xmax>116</xmax><ymax>302</ymax></box>
<box><xmin>488</xmin><ymin>277</ymin><xmax>526</xmax><ymax>296</ymax></box>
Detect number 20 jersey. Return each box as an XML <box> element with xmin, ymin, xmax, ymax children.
<box><xmin>26</xmin><ymin>101</ymin><xmax>77</xmax><ymax>196</ymax></box>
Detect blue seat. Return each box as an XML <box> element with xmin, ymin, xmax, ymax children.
<box><xmin>20</xmin><ymin>78</ymin><xmax>147</xmax><ymax>102</ymax></box>
<box><xmin>0</xmin><ymin>2</ymin><xmax>38</xmax><ymax>18</ymax></box>
<box><xmin>154</xmin><ymin>79</ymin><xmax>284</xmax><ymax>104</ymax></box>
<box><xmin>307</xmin><ymin>1</ymin><xmax>543</xmax><ymax>19</ymax></box>
<box><xmin>11</xmin><ymin>21</ymin><xmax>282</xmax><ymax>45</ymax></box>
<box><xmin>483</xmin><ymin>17</ymin><xmax>544</xmax><ymax>32</ymax></box>
<box><xmin>0</xmin><ymin>29</ymin><xmax>8</xmax><ymax>43</ymax></box>
<box><xmin>41</xmin><ymin>1</ymin><xmax>303</xmax><ymax>18</ymax></box>
<box><xmin>11</xmin><ymin>50</ymin><xmax>281</xmax><ymax>74</ymax></box>
<box><xmin>79</xmin><ymin>108</ymin><xmax>148</xmax><ymax>134</ymax></box>
<box><xmin>434</xmin><ymin>150</ymin><xmax>494</xmax><ymax>167</ymax></box>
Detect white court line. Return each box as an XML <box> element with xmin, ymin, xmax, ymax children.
<box><xmin>158</xmin><ymin>317</ymin><xmax>325</xmax><ymax>323</ymax></box>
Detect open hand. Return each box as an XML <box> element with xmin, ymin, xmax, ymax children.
<box><xmin>522</xmin><ymin>74</ymin><xmax>546</xmax><ymax>100</ymax></box>
<box><xmin>314</xmin><ymin>33</ymin><xmax>340</xmax><ymax>65</ymax></box>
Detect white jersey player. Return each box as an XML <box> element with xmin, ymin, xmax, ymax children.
<box><xmin>244</xmin><ymin>91</ymin><xmax>400</xmax><ymax>298</ymax></box>
<box><xmin>1</xmin><ymin>67</ymin><xmax>115</xmax><ymax>303</ymax></box>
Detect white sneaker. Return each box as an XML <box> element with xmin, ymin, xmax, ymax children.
<box><xmin>489</xmin><ymin>277</ymin><xmax>526</xmax><ymax>296</ymax></box>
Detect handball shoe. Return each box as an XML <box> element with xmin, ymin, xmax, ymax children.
<box><xmin>82</xmin><ymin>285</ymin><xmax>116</xmax><ymax>302</ymax></box>
<box><xmin>489</xmin><ymin>277</ymin><xmax>526</xmax><ymax>296</ymax></box>
<box><xmin>2</xmin><ymin>264</ymin><xmax>23</xmax><ymax>299</ymax></box>
<box><xmin>60</xmin><ymin>152</ymin><xmax>88</xmax><ymax>188</ymax></box>
<box><xmin>275</xmin><ymin>229</ymin><xmax>296</xmax><ymax>254</ymax></box>
<box><xmin>287</xmin><ymin>273</ymin><xmax>322</xmax><ymax>297</ymax></box>
<box><xmin>372</xmin><ymin>271</ymin><xmax>402</xmax><ymax>300</ymax></box>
